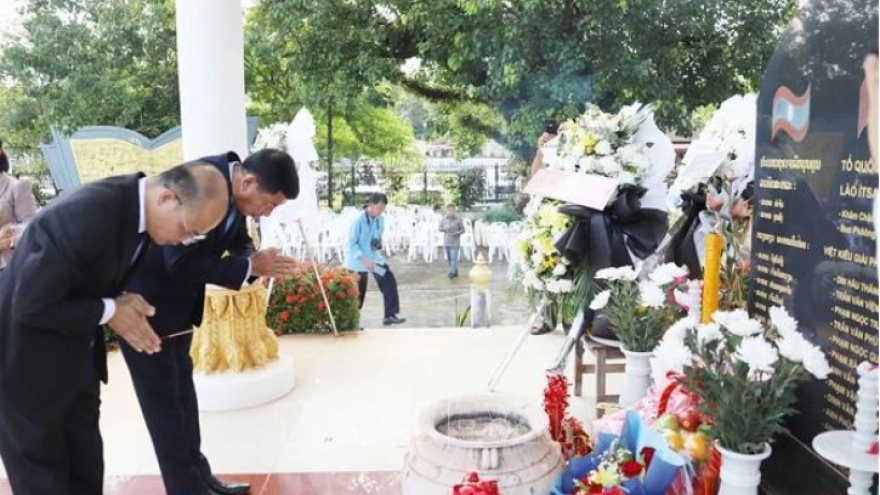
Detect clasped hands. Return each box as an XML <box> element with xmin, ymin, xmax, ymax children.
<box><xmin>108</xmin><ymin>293</ymin><xmax>161</xmax><ymax>354</ymax></box>
<box><xmin>250</xmin><ymin>248</ymin><xmax>298</xmax><ymax>279</ymax></box>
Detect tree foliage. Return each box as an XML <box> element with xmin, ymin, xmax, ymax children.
<box><xmin>0</xmin><ymin>0</ymin><xmax>179</xmax><ymax>144</ymax></box>
<box><xmin>249</xmin><ymin>0</ymin><xmax>797</xmax><ymax>159</ymax></box>
<box><xmin>244</xmin><ymin>8</ymin><xmax>418</xmax><ymax>167</ymax></box>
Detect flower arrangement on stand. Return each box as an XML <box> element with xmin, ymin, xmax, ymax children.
<box><xmin>588</xmin><ymin>263</ymin><xmax>690</xmax><ymax>405</ymax></box>
<box><xmin>667</xmin><ymin>95</ymin><xmax>756</xmax><ymax>309</ymax></box>
<box><xmin>266</xmin><ymin>264</ymin><xmax>360</xmax><ymax>333</ymax></box>
<box><xmin>514</xmin><ymin>199</ymin><xmax>586</xmax><ymax>328</ymax></box>
<box><xmin>653</xmin><ymin>306</ymin><xmax>830</xmax><ymax>495</ymax></box>
<box><xmin>589</xmin><ymin>263</ymin><xmax>690</xmax><ymax>351</ymax></box>
<box><xmin>515</xmin><ymin>102</ymin><xmax>675</xmax><ymax>331</ymax></box>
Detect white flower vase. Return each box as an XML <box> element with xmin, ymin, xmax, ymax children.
<box><xmin>619</xmin><ymin>349</ymin><xmax>652</xmax><ymax>406</ymax></box>
<box><xmin>716</xmin><ymin>443</ymin><xmax>772</xmax><ymax>495</ymax></box>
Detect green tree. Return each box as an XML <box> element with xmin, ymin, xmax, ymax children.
<box><xmin>0</xmin><ymin>0</ymin><xmax>179</xmax><ymax>143</ymax></box>
<box><xmin>245</xmin><ymin>7</ymin><xmax>421</xmax><ymax>206</ymax></box>
<box><xmin>248</xmin><ymin>0</ymin><xmax>796</xmax><ymax>160</ymax></box>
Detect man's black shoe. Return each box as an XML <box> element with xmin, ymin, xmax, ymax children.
<box><xmin>529</xmin><ymin>323</ymin><xmax>554</xmax><ymax>335</ymax></box>
<box><xmin>205</xmin><ymin>475</ymin><xmax>250</xmax><ymax>495</ymax></box>
<box><xmin>383</xmin><ymin>316</ymin><xmax>406</xmax><ymax>325</ymax></box>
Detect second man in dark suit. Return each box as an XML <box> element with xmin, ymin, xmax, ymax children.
<box><xmin>0</xmin><ymin>162</ymin><xmax>230</xmax><ymax>495</ymax></box>
<box><xmin>121</xmin><ymin>148</ymin><xmax>300</xmax><ymax>495</ymax></box>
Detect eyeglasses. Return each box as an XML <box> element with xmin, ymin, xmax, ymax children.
<box><xmin>174</xmin><ymin>194</ymin><xmax>208</xmax><ymax>246</ymax></box>
<box><xmin>180</xmin><ymin>212</ymin><xmax>207</xmax><ymax>246</ymax></box>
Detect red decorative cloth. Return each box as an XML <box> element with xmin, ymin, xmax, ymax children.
<box><xmin>452</xmin><ymin>472</ymin><xmax>501</xmax><ymax>495</ymax></box>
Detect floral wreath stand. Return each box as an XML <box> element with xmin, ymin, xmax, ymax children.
<box><xmin>190</xmin><ymin>282</ymin><xmax>296</xmax><ymax>411</ymax></box>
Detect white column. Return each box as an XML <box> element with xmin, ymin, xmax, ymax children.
<box><xmin>175</xmin><ymin>0</ymin><xmax>248</xmax><ymax>160</ymax></box>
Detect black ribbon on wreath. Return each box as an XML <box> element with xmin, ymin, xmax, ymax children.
<box><xmin>552</xmin><ymin>184</ymin><xmax>668</xmax><ymax>339</ymax></box>
<box><xmin>664</xmin><ymin>184</ymin><xmax>708</xmax><ymax>279</ymax></box>
<box><xmin>663</xmin><ymin>178</ymin><xmax>755</xmax><ymax>280</ymax></box>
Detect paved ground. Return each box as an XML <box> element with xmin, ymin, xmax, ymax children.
<box><xmin>327</xmin><ymin>253</ymin><xmax>533</xmax><ymax>329</ymax></box>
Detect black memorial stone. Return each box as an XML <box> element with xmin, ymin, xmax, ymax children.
<box><xmin>751</xmin><ymin>0</ymin><xmax>878</xmax><ymax>492</ymax></box>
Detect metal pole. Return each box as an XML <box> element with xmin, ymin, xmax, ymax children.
<box><xmin>422</xmin><ymin>169</ymin><xmax>428</xmax><ymax>203</ymax></box>
<box><xmin>351</xmin><ymin>160</ymin><xmax>356</xmax><ymax>204</ymax></box>
<box><xmin>494</xmin><ymin>164</ymin><xmax>499</xmax><ymax>201</ymax></box>
<box><xmin>295</xmin><ymin>220</ymin><xmax>340</xmax><ymax>337</ymax></box>
<box><xmin>327</xmin><ymin>98</ymin><xmax>334</xmax><ymax>210</ymax></box>
<box><xmin>487</xmin><ymin>298</ymin><xmax>548</xmax><ymax>391</ymax></box>
<box><xmin>547</xmin><ymin>308</ymin><xmax>587</xmax><ymax>373</ymax></box>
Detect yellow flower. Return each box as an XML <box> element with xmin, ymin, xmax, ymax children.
<box><xmin>582</xmin><ymin>133</ymin><xmax>598</xmax><ymax>155</ymax></box>
<box><xmin>537</xmin><ymin>205</ymin><xmax>560</xmax><ymax>227</ymax></box>
<box><xmin>590</xmin><ymin>466</ymin><xmax>620</xmax><ymax>486</ymax></box>
<box><xmin>516</xmin><ymin>239</ymin><xmax>531</xmax><ymax>258</ymax></box>
<box><xmin>553</xmin><ymin>214</ymin><xmax>571</xmax><ymax>232</ymax></box>
<box><xmin>539</xmin><ymin>235</ymin><xmax>555</xmax><ymax>255</ymax></box>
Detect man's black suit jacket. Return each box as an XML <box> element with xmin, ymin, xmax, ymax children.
<box><xmin>125</xmin><ymin>152</ymin><xmax>255</xmax><ymax>335</ymax></box>
<box><xmin>0</xmin><ymin>173</ymin><xmax>144</xmax><ymax>419</ymax></box>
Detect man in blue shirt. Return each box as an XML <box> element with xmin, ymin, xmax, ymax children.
<box><xmin>344</xmin><ymin>193</ymin><xmax>406</xmax><ymax>326</ymax></box>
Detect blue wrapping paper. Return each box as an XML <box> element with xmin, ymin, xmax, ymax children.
<box><xmin>552</xmin><ymin>411</ymin><xmax>685</xmax><ymax>495</ymax></box>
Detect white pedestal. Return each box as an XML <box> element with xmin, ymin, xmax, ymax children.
<box><xmin>194</xmin><ymin>353</ymin><xmax>296</xmax><ymax>411</ymax></box>
<box><xmin>812</xmin><ymin>431</ymin><xmax>879</xmax><ymax>473</ymax></box>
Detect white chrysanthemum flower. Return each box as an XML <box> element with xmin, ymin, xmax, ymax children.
<box><xmin>616</xmin><ymin>170</ymin><xmax>637</xmax><ymax>185</ymax></box>
<box><xmin>727</xmin><ymin>317</ymin><xmax>764</xmax><ymax>337</ymax></box>
<box><xmin>672</xmin><ymin>289</ymin><xmax>690</xmax><ymax>309</ymax></box>
<box><xmin>595</xmin><ymin>266</ymin><xmax>638</xmax><ymax>281</ymax></box>
<box><xmin>578</xmin><ymin>155</ymin><xmax>598</xmax><ymax>171</ymax></box>
<box><xmin>651</xmin><ymin>337</ymin><xmax>693</xmax><ymax>385</ymax></box>
<box><xmin>556</xmin><ymin>279</ymin><xmax>573</xmax><ymax>293</ymax></box>
<box><xmin>530</xmin><ymin>250</ymin><xmax>544</xmax><ymax>263</ymax></box>
<box><xmin>595</xmin><ymin>140</ymin><xmax>613</xmax><ymax>155</ymax></box>
<box><xmin>552</xmin><ymin>264</ymin><xmax>567</xmax><ymax>277</ymax></box>
<box><xmin>590</xmin><ymin>290</ymin><xmax>611</xmax><ymax>310</ymax></box>
<box><xmin>594</xmin><ymin>267</ymin><xmax>619</xmax><ymax>280</ymax></box>
<box><xmin>712</xmin><ymin>309</ymin><xmax>763</xmax><ymax>336</ymax></box>
<box><xmin>599</xmin><ymin>156</ymin><xmax>620</xmax><ymax>175</ymax></box>
<box><xmin>769</xmin><ymin>306</ymin><xmax>799</xmax><ymax>337</ymax></box>
<box><xmin>695</xmin><ymin>322</ymin><xmax>723</xmax><ymax>348</ymax></box>
<box><xmin>735</xmin><ymin>336</ymin><xmax>778</xmax><ymax>375</ymax></box>
<box><xmin>776</xmin><ymin>332</ymin><xmax>808</xmax><ymax>363</ymax></box>
<box><xmin>649</xmin><ymin>263</ymin><xmax>689</xmax><ymax>286</ymax></box>
<box><xmin>638</xmin><ymin>281</ymin><xmax>666</xmax><ymax>308</ymax></box>
<box><xmin>802</xmin><ymin>344</ymin><xmax>830</xmax><ymax>379</ymax></box>
<box><xmin>664</xmin><ymin>317</ymin><xmax>697</xmax><ymax>343</ymax></box>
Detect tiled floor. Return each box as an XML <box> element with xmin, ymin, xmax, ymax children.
<box><xmin>0</xmin><ymin>326</ymin><xmax>610</xmax><ymax>494</ymax></box>
<box><xmin>0</xmin><ymin>472</ymin><xmax>402</xmax><ymax>495</ymax></box>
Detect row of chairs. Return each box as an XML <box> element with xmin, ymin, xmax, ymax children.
<box><xmin>259</xmin><ymin>205</ymin><xmax>524</xmax><ymax>265</ymax></box>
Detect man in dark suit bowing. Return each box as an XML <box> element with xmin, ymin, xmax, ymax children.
<box><xmin>0</xmin><ymin>162</ymin><xmax>230</xmax><ymax>495</ymax></box>
<box><xmin>121</xmin><ymin>148</ymin><xmax>299</xmax><ymax>495</ymax></box>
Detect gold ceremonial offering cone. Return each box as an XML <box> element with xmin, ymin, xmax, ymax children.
<box><xmin>190</xmin><ymin>283</ymin><xmax>279</xmax><ymax>374</ymax></box>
